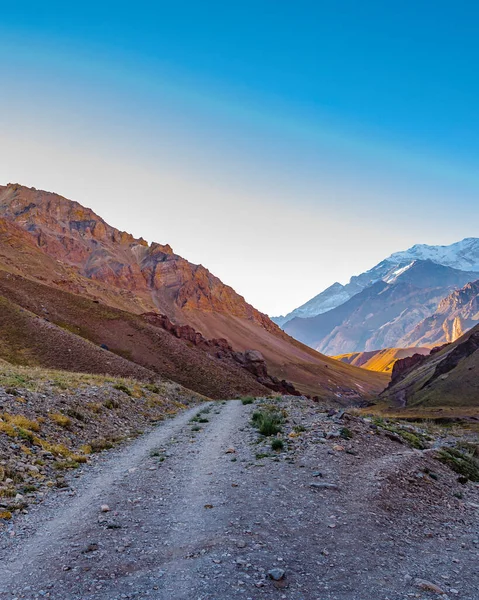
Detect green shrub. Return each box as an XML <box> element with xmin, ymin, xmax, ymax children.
<box><xmin>437</xmin><ymin>447</ymin><xmax>479</xmax><ymax>482</ymax></box>
<box><xmin>271</xmin><ymin>439</ymin><xmax>284</xmax><ymax>451</ymax></box>
<box><xmin>398</xmin><ymin>430</ymin><xmax>426</xmax><ymax>449</ymax></box>
<box><xmin>113</xmin><ymin>384</ymin><xmax>132</xmax><ymax>396</ymax></box>
<box><xmin>340</xmin><ymin>427</ymin><xmax>353</xmax><ymax>440</ymax></box>
<box><xmin>241</xmin><ymin>396</ymin><xmax>255</xmax><ymax>405</ymax></box>
<box><xmin>251</xmin><ymin>410</ymin><xmax>283</xmax><ymax>436</ymax></box>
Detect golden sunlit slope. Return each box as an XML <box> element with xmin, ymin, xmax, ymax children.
<box><xmin>0</xmin><ymin>183</ymin><xmax>387</xmax><ymax>400</ymax></box>
<box><xmin>334</xmin><ymin>347</ymin><xmax>430</xmax><ymax>373</ymax></box>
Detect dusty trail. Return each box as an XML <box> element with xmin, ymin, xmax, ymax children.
<box><xmin>1</xmin><ymin>398</ymin><xmax>478</xmax><ymax>600</ymax></box>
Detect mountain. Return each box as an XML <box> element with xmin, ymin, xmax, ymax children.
<box><xmin>0</xmin><ymin>183</ymin><xmax>387</xmax><ymax>400</ymax></box>
<box><xmin>284</xmin><ymin>260</ymin><xmax>479</xmax><ymax>355</ymax></box>
<box><xmin>274</xmin><ymin>238</ymin><xmax>479</xmax><ymax>328</ymax></box>
<box><xmin>388</xmin><ymin>238</ymin><xmax>479</xmax><ymax>273</ymax></box>
<box><xmin>382</xmin><ymin>324</ymin><xmax>479</xmax><ymax>408</ymax></box>
<box><xmin>333</xmin><ymin>347</ymin><xmax>430</xmax><ymax>373</ymax></box>
<box><xmin>400</xmin><ymin>279</ymin><xmax>479</xmax><ymax>347</ymax></box>
<box><xmin>272</xmin><ymin>282</ymin><xmax>361</xmax><ymax>327</ymax></box>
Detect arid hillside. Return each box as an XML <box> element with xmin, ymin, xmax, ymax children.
<box><xmin>0</xmin><ymin>184</ymin><xmax>387</xmax><ymax>400</ymax></box>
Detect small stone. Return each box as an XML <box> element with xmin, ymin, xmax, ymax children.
<box><xmin>100</xmin><ymin>504</ymin><xmax>110</xmax><ymax>513</ymax></box>
<box><xmin>83</xmin><ymin>543</ymin><xmax>99</xmax><ymax>554</ymax></box>
<box><xmin>237</xmin><ymin>540</ymin><xmax>246</xmax><ymax>548</ymax></box>
<box><xmin>310</xmin><ymin>482</ymin><xmax>339</xmax><ymax>490</ymax></box>
<box><xmin>268</xmin><ymin>568</ymin><xmax>285</xmax><ymax>581</ymax></box>
<box><xmin>332</xmin><ymin>444</ymin><xmax>345</xmax><ymax>452</ymax></box>
<box><xmin>225</xmin><ymin>448</ymin><xmax>236</xmax><ymax>454</ymax></box>
<box><xmin>415</xmin><ymin>579</ymin><xmax>446</xmax><ymax>594</ymax></box>
<box><xmin>204</xmin><ymin>504</ymin><xmax>214</xmax><ymax>509</ymax></box>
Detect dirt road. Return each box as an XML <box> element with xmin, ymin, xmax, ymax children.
<box><xmin>1</xmin><ymin>398</ymin><xmax>478</xmax><ymax>599</ymax></box>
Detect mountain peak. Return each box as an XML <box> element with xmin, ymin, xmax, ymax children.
<box><xmin>388</xmin><ymin>238</ymin><xmax>479</xmax><ymax>272</ymax></box>
<box><xmin>276</xmin><ymin>237</ymin><xmax>479</xmax><ymax>328</ymax></box>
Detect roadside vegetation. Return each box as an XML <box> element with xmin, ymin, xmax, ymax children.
<box><xmin>0</xmin><ymin>360</ymin><xmax>204</xmax><ymax>522</ymax></box>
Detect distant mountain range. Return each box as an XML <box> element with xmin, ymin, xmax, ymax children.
<box><xmin>273</xmin><ymin>238</ymin><xmax>479</xmax><ymax>327</ymax></box>
<box><xmin>275</xmin><ymin>239</ymin><xmax>479</xmax><ymax>356</ymax></box>
<box><xmin>0</xmin><ymin>183</ymin><xmax>387</xmax><ymax>400</ymax></box>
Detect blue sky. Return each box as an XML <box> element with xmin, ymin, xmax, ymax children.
<box><xmin>0</xmin><ymin>1</ymin><xmax>478</xmax><ymax>314</ymax></box>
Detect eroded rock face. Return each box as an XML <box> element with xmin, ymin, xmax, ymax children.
<box><xmin>401</xmin><ymin>280</ymin><xmax>479</xmax><ymax>347</ymax></box>
<box><xmin>0</xmin><ymin>184</ymin><xmax>279</xmax><ymax>333</ymax></box>
<box><xmin>142</xmin><ymin>312</ymin><xmax>301</xmax><ymax>396</ymax></box>
<box><xmin>389</xmin><ymin>353</ymin><xmax>430</xmax><ymax>386</ymax></box>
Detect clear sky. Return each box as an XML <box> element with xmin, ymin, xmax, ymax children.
<box><xmin>0</xmin><ymin>1</ymin><xmax>478</xmax><ymax>315</ymax></box>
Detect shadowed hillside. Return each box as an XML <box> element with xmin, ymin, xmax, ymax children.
<box><xmin>382</xmin><ymin>325</ymin><xmax>479</xmax><ymax>408</ymax></box>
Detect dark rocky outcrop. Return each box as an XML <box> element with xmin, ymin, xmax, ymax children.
<box><xmin>388</xmin><ymin>342</ymin><xmax>451</xmax><ymax>388</ymax></box>
<box><xmin>142</xmin><ymin>312</ymin><xmax>301</xmax><ymax>396</ymax></box>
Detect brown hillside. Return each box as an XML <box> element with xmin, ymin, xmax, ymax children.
<box><xmin>0</xmin><ymin>184</ymin><xmax>387</xmax><ymax>400</ymax></box>
<box><xmin>0</xmin><ymin>273</ymin><xmax>272</xmax><ymax>399</ymax></box>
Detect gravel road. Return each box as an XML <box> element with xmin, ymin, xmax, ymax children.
<box><xmin>1</xmin><ymin>397</ymin><xmax>478</xmax><ymax>600</ymax></box>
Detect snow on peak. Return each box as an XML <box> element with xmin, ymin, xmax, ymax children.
<box><xmin>383</xmin><ymin>261</ymin><xmax>416</xmax><ymax>284</ymax></box>
<box><xmin>388</xmin><ymin>238</ymin><xmax>479</xmax><ymax>273</ymax></box>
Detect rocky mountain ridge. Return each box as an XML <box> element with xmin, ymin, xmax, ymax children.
<box><xmin>0</xmin><ymin>184</ymin><xmax>276</xmax><ymax>332</ymax></box>
<box><xmin>274</xmin><ymin>237</ymin><xmax>479</xmax><ymax>328</ymax></box>
<box><xmin>284</xmin><ymin>260</ymin><xmax>478</xmax><ymax>355</ymax></box>
<box><xmin>400</xmin><ymin>279</ymin><xmax>479</xmax><ymax>347</ymax></box>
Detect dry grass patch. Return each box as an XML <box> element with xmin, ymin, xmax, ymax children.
<box><xmin>3</xmin><ymin>413</ymin><xmax>40</xmax><ymax>432</ymax></box>
<box><xmin>49</xmin><ymin>413</ymin><xmax>72</xmax><ymax>428</ymax></box>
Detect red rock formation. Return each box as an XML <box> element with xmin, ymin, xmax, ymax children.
<box><xmin>0</xmin><ymin>184</ymin><xmax>279</xmax><ymax>333</ymax></box>
<box><xmin>142</xmin><ymin>312</ymin><xmax>301</xmax><ymax>396</ymax></box>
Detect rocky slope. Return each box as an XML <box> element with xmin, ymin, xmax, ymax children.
<box><xmin>400</xmin><ymin>279</ymin><xmax>479</xmax><ymax>347</ymax></box>
<box><xmin>333</xmin><ymin>346</ymin><xmax>430</xmax><ymax>373</ymax></box>
<box><xmin>382</xmin><ymin>324</ymin><xmax>479</xmax><ymax>407</ymax></box>
<box><xmin>284</xmin><ymin>261</ymin><xmax>478</xmax><ymax>355</ymax></box>
<box><xmin>0</xmin><ymin>184</ymin><xmax>275</xmax><ymax>330</ymax></box>
<box><xmin>0</xmin><ymin>184</ymin><xmax>387</xmax><ymax>400</ymax></box>
<box><xmin>274</xmin><ymin>237</ymin><xmax>479</xmax><ymax>328</ymax></box>
<box><xmin>0</xmin><ymin>271</ymin><xmax>287</xmax><ymax>399</ymax></box>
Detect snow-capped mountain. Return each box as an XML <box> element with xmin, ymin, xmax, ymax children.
<box><xmin>388</xmin><ymin>238</ymin><xmax>479</xmax><ymax>273</ymax></box>
<box><xmin>273</xmin><ymin>238</ymin><xmax>479</xmax><ymax>327</ymax></box>
<box><xmin>283</xmin><ymin>260</ymin><xmax>479</xmax><ymax>355</ymax></box>
<box><xmin>272</xmin><ymin>282</ymin><xmax>359</xmax><ymax>327</ymax></box>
